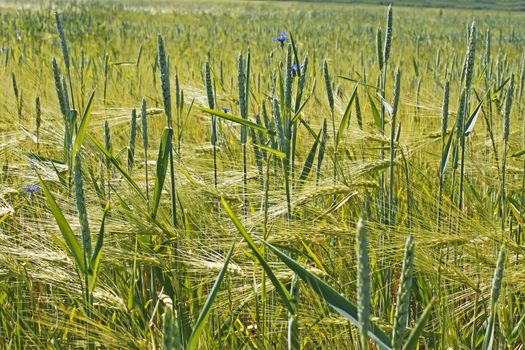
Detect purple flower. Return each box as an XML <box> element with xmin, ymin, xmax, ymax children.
<box><xmin>272</xmin><ymin>32</ymin><xmax>287</xmax><ymax>47</ymax></box>
<box><xmin>291</xmin><ymin>63</ymin><xmax>304</xmax><ymax>76</ymax></box>
<box><xmin>24</xmin><ymin>184</ymin><xmax>40</xmax><ymax>195</ymax></box>
<box><xmin>221</xmin><ymin>107</ymin><xmax>230</xmax><ymax>113</ymax></box>
<box><xmin>1</xmin><ymin>46</ymin><xmax>6</xmax><ymax>53</ymax></box>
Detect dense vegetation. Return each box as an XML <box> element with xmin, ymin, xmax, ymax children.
<box><xmin>272</xmin><ymin>0</ymin><xmax>525</xmax><ymax>12</ymax></box>
<box><xmin>0</xmin><ymin>1</ymin><xmax>524</xmax><ymax>348</ymax></box>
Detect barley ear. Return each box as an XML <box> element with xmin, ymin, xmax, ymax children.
<box><xmin>392</xmin><ymin>66</ymin><xmax>401</xmax><ymax>118</ymax></box>
<box><xmin>482</xmin><ymin>248</ymin><xmax>506</xmax><ymax>350</ymax></box>
<box><xmin>323</xmin><ymin>60</ymin><xmax>334</xmax><ymax>112</ymax></box>
<box><xmin>441</xmin><ymin>81</ymin><xmax>450</xmax><ymax>139</ymax></box>
<box><xmin>104</xmin><ymin>120</ymin><xmax>112</xmax><ymax>169</ymax></box>
<box><xmin>157</xmin><ymin>34</ymin><xmax>172</xmax><ymax>127</ymax></box>
<box><xmin>383</xmin><ymin>5</ymin><xmax>393</xmax><ymax>66</ymax></box>
<box><xmin>503</xmin><ymin>74</ymin><xmax>514</xmax><ymax>142</ymax></box>
<box><xmin>74</xmin><ymin>152</ymin><xmax>92</xmax><ymax>261</ymax></box>
<box><xmin>376</xmin><ymin>27</ymin><xmax>384</xmax><ymax>71</ymax></box>
<box><xmin>128</xmin><ymin>108</ymin><xmax>137</xmax><ymax>171</ymax></box>
<box><xmin>392</xmin><ymin>235</ymin><xmax>415</xmax><ymax>349</ymax></box>
<box><xmin>238</xmin><ymin>52</ymin><xmax>247</xmax><ymax>144</ymax></box>
<box><xmin>356</xmin><ymin>219</ymin><xmax>371</xmax><ymax>349</ymax></box>
<box><xmin>205</xmin><ymin>61</ymin><xmax>215</xmax><ymax>110</ymax></box>
<box><xmin>141</xmin><ymin>98</ymin><xmax>148</xmax><ymax>152</ymax></box>
<box><xmin>465</xmin><ymin>21</ymin><xmax>476</xmax><ymax>91</ymax></box>
<box><xmin>355</xmin><ymin>93</ymin><xmax>363</xmax><ymax>130</ymax></box>
<box><xmin>55</xmin><ymin>12</ymin><xmax>70</xmax><ymax>71</ymax></box>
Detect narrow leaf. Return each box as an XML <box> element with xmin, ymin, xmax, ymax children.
<box><xmin>88</xmin><ymin>201</ymin><xmax>109</xmax><ymax>293</ymax></box>
<box><xmin>37</xmin><ymin>173</ymin><xmax>85</xmax><ymax>273</ymax></box>
<box><xmin>464</xmin><ymin>100</ymin><xmax>483</xmax><ymax>136</ymax></box>
<box><xmin>402</xmin><ymin>298</ymin><xmax>436</xmax><ymax>350</ymax></box>
<box><xmin>187</xmin><ymin>244</ymin><xmax>235</xmax><ymax>350</ymax></box>
<box><xmin>254</xmin><ymin>144</ymin><xmax>286</xmax><ymax>159</ymax></box>
<box><xmin>439</xmin><ymin>129</ymin><xmax>455</xmax><ymax>175</ymax></box>
<box><xmin>336</xmin><ymin>83</ymin><xmax>359</xmax><ymax>148</ymax></box>
<box><xmin>262</xmin><ymin>240</ymin><xmax>392</xmax><ymax>350</ymax></box>
<box><xmin>196</xmin><ymin>106</ymin><xmax>268</xmax><ymax>134</ymax></box>
<box><xmin>88</xmin><ymin>133</ymin><xmax>145</xmax><ymax>198</ymax></box>
<box><xmin>297</xmin><ymin>128</ymin><xmax>321</xmax><ymax>189</ymax></box>
<box><xmin>221</xmin><ymin>198</ymin><xmax>296</xmax><ymax>314</ymax></box>
<box><xmin>151</xmin><ymin>128</ymin><xmax>173</xmax><ymax>219</ymax></box>
<box><xmin>70</xmin><ymin>90</ymin><xmax>96</xmax><ymax>169</ymax></box>
<box><xmin>368</xmin><ymin>93</ymin><xmax>382</xmax><ymax>130</ymax></box>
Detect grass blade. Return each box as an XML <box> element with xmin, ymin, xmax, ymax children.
<box><xmin>196</xmin><ymin>106</ymin><xmax>268</xmax><ymax>134</ymax></box>
<box><xmin>87</xmin><ymin>133</ymin><xmax>145</xmax><ymax>198</ymax></box>
<box><xmin>187</xmin><ymin>244</ymin><xmax>235</xmax><ymax>350</ymax></box>
<box><xmin>464</xmin><ymin>99</ymin><xmax>483</xmax><ymax>136</ymax></box>
<box><xmin>336</xmin><ymin>83</ymin><xmax>359</xmax><ymax>149</ymax></box>
<box><xmin>37</xmin><ymin>173</ymin><xmax>85</xmax><ymax>273</ymax></box>
<box><xmin>151</xmin><ymin>128</ymin><xmax>173</xmax><ymax>220</ymax></box>
<box><xmin>402</xmin><ymin>298</ymin><xmax>436</xmax><ymax>350</ymax></box>
<box><xmin>261</xmin><ymin>240</ymin><xmax>392</xmax><ymax>350</ymax></box>
<box><xmin>368</xmin><ymin>93</ymin><xmax>382</xmax><ymax>130</ymax></box>
<box><xmin>392</xmin><ymin>235</ymin><xmax>415</xmax><ymax>349</ymax></box>
<box><xmin>254</xmin><ymin>144</ymin><xmax>286</xmax><ymax>159</ymax></box>
<box><xmin>221</xmin><ymin>198</ymin><xmax>296</xmax><ymax>314</ymax></box>
<box><xmin>88</xmin><ymin>201</ymin><xmax>109</xmax><ymax>293</ymax></box>
<box><xmin>297</xmin><ymin>128</ymin><xmax>321</xmax><ymax>189</ymax></box>
<box><xmin>70</xmin><ymin>90</ymin><xmax>96</xmax><ymax>168</ymax></box>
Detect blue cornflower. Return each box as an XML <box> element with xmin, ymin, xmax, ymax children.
<box><xmin>1</xmin><ymin>46</ymin><xmax>6</xmax><ymax>53</ymax></box>
<box><xmin>221</xmin><ymin>107</ymin><xmax>230</xmax><ymax>113</ymax></box>
<box><xmin>291</xmin><ymin>63</ymin><xmax>305</xmax><ymax>76</ymax></box>
<box><xmin>24</xmin><ymin>184</ymin><xmax>40</xmax><ymax>195</ymax></box>
<box><xmin>272</xmin><ymin>32</ymin><xmax>287</xmax><ymax>47</ymax></box>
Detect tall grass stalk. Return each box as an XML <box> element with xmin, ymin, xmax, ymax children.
<box><xmin>437</xmin><ymin>81</ymin><xmax>450</xmax><ymax>230</ymax></box>
<box><xmin>55</xmin><ymin>12</ymin><xmax>75</xmax><ymax>110</ymax></box>
<box><xmin>388</xmin><ymin>67</ymin><xmax>401</xmax><ymax>225</ymax></box>
<box><xmin>141</xmin><ymin>98</ymin><xmax>149</xmax><ymax>202</ymax></box>
<box><xmin>128</xmin><ymin>108</ymin><xmax>137</xmax><ymax>171</ymax></box>
<box><xmin>501</xmin><ymin>75</ymin><xmax>514</xmax><ymax>231</ymax></box>
<box><xmin>74</xmin><ymin>152</ymin><xmax>92</xmax><ymax>306</ymax></box>
<box><xmin>52</xmin><ymin>57</ymin><xmax>73</xmax><ymax>179</ymax></box>
<box><xmin>379</xmin><ymin>4</ymin><xmax>393</xmax><ymax>224</ymax></box>
<box><xmin>392</xmin><ymin>235</ymin><xmax>414</xmax><ymax>349</ymax></box>
<box><xmin>237</xmin><ymin>52</ymin><xmax>249</xmax><ymax>218</ymax></box>
<box><xmin>356</xmin><ymin>219</ymin><xmax>371</xmax><ymax>350</ymax></box>
<box><xmin>175</xmin><ymin>70</ymin><xmax>184</xmax><ymax>154</ymax></box>
<box><xmin>323</xmin><ymin>60</ymin><xmax>336</xmax><ymax>183</ymax></box>
<box><xmin>103</xmin><ymin>120</ymin><xmax>112</xmax><ymax>200</ymax></box>
<box><xmin>458</xmin><ymin>22</ymin><xmax>476</xmax><ymax>211</ymax></box>
<box><xmin>12</xmin><ymin>72</ymin><xmax>22</xmax><ymax>119</ymax></box>
<box><xmin>204</xmin><ymin>61</ymin><xmax>218</xmax><ymax>190</ymax></box>
<box><xmin>157</xmin><ymin>34</ymin><xmax>177</xmax><ymax>228</ymax></box>
<box><xmin>35</xmin><ymin>96</ymin><xmax>41</xmax><ymax>151</ymax></box>
<box><xmin>316</xmin><ymin>118</ymin><xmax>327</xmax><ymax>186</ymax></box>
<box><xmin>482</xmin><ymin>248</ymin><xmax>506</xmax><ymax>350</ymax></box>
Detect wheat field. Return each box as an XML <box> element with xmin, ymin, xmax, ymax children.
<box><xmin>0</xmin><ymin>0</ymin><xmax>524</xmax><ymax>349</ymax></box>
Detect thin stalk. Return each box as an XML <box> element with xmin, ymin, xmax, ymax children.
<box><xmin>459</xmin><ymin>22</ymin><xmax>476</xmax><ymax>211</ymax></box>
<box><xmin>437</xmin><ymin>81</ymin><xmax>450</xmax><ymax>231</ymax></box>
<box><xmin>388</xmin><ymin>67</ymin><xmax>401</xmax><ymax>226</ymax></box>
<box><xmin>501</xmin><ymin>75</ymin><xmax>514</xmax><ymax>231</ymax></box>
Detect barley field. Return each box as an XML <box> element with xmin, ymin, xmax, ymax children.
<box><xmin>0</xmin><ymin>0</ymin><xmax>524</xmax><ymax>349</ymax></box>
